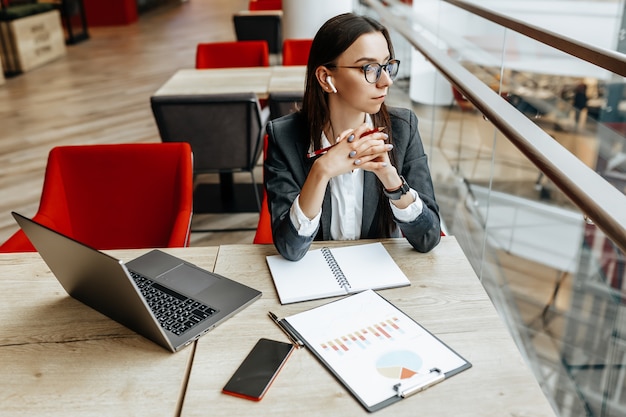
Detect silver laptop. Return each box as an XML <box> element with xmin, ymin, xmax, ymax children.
<box><xmin>12</xmin><ymin>212</ymin><xmax>262</xmax><ymax>352</ymax></box>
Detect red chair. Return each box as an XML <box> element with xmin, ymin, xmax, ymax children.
<box><xmin>282</xmin><ymin>38</ymin><xmax>313</xmax><ymax>66</ymax></box>
<box><xmin>0</xmin><ymin>143</ymin><xmax>193</xmax><ymax>252</ymax></box>
<box><xmin>254</xmin><ymin>88</ymin><xmax>303</xmax><ymax>244</ymax></box>
<box><xmin>254</xmin><ymin>134</ymin><xmax>273</xmax><ymax>244</ymax></box>
<box><xmin>248</xmin><ymin>0</ymin><xmax>282</xmax><ymax>11</ymax></box>
<box><xmin>451</xmin><ymin>86</ymin><xmax>474</xmax><ymax>112</ymax></box>
<box><xmin>196</xmin><ymin>41</ymin><xmax>270</xmax><ymax>109</ymax></box>
<box><xmin>195</xmin><ymin>40</ymin><xmax>269</xmax><ymax>69</ymax></box>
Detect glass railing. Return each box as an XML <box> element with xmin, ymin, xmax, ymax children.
<box><xmin>358</xmin><ymin>1</ymin><xmax>626</xmax><ymax>416</ymax></box>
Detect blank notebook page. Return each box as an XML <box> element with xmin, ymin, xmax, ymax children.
<box><xmin>330</xmin><ymin>242</ymin><xmax>409</xmax><ymax>292</ymax></box>
<box><xmin>266</xmin><ymin>242</ymin><xmax>409</xmax><ymax>304</ymax></box>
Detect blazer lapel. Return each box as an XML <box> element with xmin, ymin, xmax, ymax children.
<box><xmin>321</xmin><ymin>186</ymin><xmax>332</xmax><ymax>240</ymax></box>
<box><xmin>361</xmin><ymin>171</ymin><xmax>378</xmax><ymax>237</ymax></box>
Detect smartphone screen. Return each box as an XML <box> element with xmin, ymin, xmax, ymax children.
<box><xmin>222</xmin><ymin>338</ymin><xmax>294</xmax><ymax>401</ymax></box>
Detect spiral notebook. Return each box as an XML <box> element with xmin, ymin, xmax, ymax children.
<box><xmin>266</xmin><ymin>242</ymin><xmax>410</xmax><ymax>304</ymax></box>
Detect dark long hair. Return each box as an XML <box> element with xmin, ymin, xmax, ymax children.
<box><xmin>301</xmin><ymin>13</ymin><xmax>398</xmax><ymax>237</ymax></box>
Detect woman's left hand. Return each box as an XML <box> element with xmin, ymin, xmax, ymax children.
<box><xmin>347</xmin><ymin>123</ymin><xmax>392</xmax><ymax>170</ymax></box>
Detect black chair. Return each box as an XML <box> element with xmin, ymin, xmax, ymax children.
<box><xmin>268</xmin><ymin>91</ymin><xmax>303</xmax><ymax>120</ymax></box>
<box><xmin>232</xmin><ymin>10</ymin><xmax>282</xmax><ymax>55</ymax></box>
<box><xmin>151</xmin><ymin>93</ymin><xmax>264</xmax><ymax>216</ymax></box>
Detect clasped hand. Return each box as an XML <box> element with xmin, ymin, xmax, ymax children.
<box><xmin>318</xmin><ymin>123</ymin><xmax>393</xmax><ymax>178</ymax></box>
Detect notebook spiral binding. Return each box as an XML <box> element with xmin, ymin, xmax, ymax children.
<box><xmin>321</xmin><ymin>247</ymin><xmax>351</xmax><ymax>290</ymax></box>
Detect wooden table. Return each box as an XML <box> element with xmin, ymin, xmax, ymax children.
<box><xmin>182</xmin><ymin>238</ymin><xmax>557</xmax><ymax>416</ymax></box>
<box><xmin>0</xmin><ymin>247</ymin><xmax>217</xmax><ymax>417</ymax></box>
<box><xmin>0</xmin><ymin>238</ymin><xmax>557</xmax><ymax>416</ymax></box>
<box><xmin>153</xmin><ymin>66</ymin><xmax>306</xmax><ymax>98</ymax></box>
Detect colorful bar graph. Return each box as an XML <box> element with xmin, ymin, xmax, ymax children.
<box><xmin>319</xmin><ymin>317</ymin><xmax>405</xmax><ymax>354</ymax></box>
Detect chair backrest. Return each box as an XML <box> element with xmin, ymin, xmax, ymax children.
<box><xmin>253</xmin><ymin>134</ymin><xmax>273</xmax><ymax>244</ymax></box>
<box><xmin>195</xmin><ymin>40</ymin><xmax>269</xmax><ymax>69</ymax></box>
<box><xmin>248</xmin><ymin>0</ymin><xmax>282</xmax><ymax>11</ymax></box>
<box><xmin>233</xmin><ymin>12</ymin><xmax>282</xmax><ymax>54</ymax></box>
<box><xmin>268</xmin><ymin>91</ymin><xmax>303</xmax><ymax>120</ymax></box>
<box><xmin>151</xmin><ymin>93</ymin><xmax>263</xmax><ymax>175</ymax></box>
<box><xmin>0</xmin><ymin>143</ymin><xmax>193</xmax><ymax>252</ymax></box>
<box><xmin>282</xmin><ymin>38</ymin><xmax>313</xmax><ymax>66</ymax></box>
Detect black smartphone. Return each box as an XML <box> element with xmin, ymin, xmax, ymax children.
<box><xmin>222</xmin><ymin>338</ymin><xmax>294</xmax><ymax>401</ymax></box>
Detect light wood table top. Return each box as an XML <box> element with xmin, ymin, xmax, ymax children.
<box><xmin>153</xmin><ymin>66</ymin><xmax>306</xmax><ymax>98</ymax></box>
<box><xmin>267</xmin><ymin>65</ymin><xmax>307</xmax><ymax>93</ymax></box>
<box><xmin>0</xmin><ymin>239</ymin><xmax>556</xmax><ymax>416</ymax></box>
<box><xmin>181</xmin><ymin>238</ymin><xmax>557</xmax><ymax>417</ymax></box>
<box><xmin>0</xmin><ymin>247</ymin><xmax>218</xmax><ymax>417</ymax></box>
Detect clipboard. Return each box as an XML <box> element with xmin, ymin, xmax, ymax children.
<box><xmin>280</xmin><ymin>290</ymin><xmax>472</xmax><ymax>412</ymax></box>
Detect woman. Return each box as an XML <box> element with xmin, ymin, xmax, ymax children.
<box><xmin>265</xmin><ymin>13</ymin><xmax>441</xmax><ymax>261</ymax></box>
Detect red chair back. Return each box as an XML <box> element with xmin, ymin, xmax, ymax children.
<box><xmin>195</xmin><ymin>41</ymin><xmax>269</xmax><ymax>69</ymax></box>
<box><xmin>0</xmin><ymin>143</ymin><xmax>193</xmax><ymax>252</ymax></box>
<box><xmin>254</xmin><ymin>134</ymin><xmax>273</xmax><ymax>244</ymax></box>
<box><xmin>282</xmin><ymin>38</ymin><xmax>313</xmax><ymax>66</ymax></box>
<box><xmin>451</xmin><ymin>86</ymin><xmax>474</xmax><ymax>112</ymax></box>
<box><xmin>248</xmin><ymin>0</ymin><xmax>282</xmax><ymax>10</ymax></box>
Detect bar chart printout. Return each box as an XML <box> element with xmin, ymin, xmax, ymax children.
<box><xmin>284</xmin><ymin>290</ymin><xmax>471</xmax><ymax>410</ymax></box>
<box><xmin>320</xmin><ymin>316</ymin><xmax>405</xmax><ymax>354</ymax></box>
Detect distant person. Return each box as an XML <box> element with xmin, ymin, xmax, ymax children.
<box><xmin>573</xmin><ymin>82</ymin><xmax>588</xmax><ymax>125</ymax></box>
<box><xmin>264</xmin><ymin>13</ymin><xmax>441</xmax><ymax>261</ymax></box>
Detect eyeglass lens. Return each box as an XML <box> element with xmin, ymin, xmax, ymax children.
<box><xmin>365</xmin><ymin>61</ymin><xmax>399</xmax><ymax>83</ymax></box>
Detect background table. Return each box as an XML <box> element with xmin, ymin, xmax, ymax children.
<box><xmin>153</xmin><ymin>66</ymin><xmax>306</xmax><ymax>99</ymax></box>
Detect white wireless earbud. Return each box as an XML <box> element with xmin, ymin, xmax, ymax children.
<box><xmin>326</xmin><ymin>76</ymin><xmax>337</xmax><ymax>93</ymax></box>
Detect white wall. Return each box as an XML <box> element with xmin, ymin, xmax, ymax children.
<box><xmin>282</xmin><ymin>0</ymin><xmax>353</xmax><ymax>39</ymax></box>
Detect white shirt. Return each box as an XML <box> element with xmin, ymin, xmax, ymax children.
<box><xmin>290</xmin><ymin>124</ymin><xmax>423</xmax><ymax>239</ymax></box>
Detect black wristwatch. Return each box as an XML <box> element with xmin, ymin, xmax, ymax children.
<box><xmin>383</xmin><ymin>176</ymin><xmax>410</xmax><ymax>200</ymax></box>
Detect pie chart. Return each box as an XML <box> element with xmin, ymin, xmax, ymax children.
<box><xmin>376</xmin><ymin>350</ymin><xmax>422</xmax><ymax>379</ymax></box>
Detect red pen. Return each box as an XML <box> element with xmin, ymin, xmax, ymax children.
<box><xmin>306</xmin><ymin>127</ymin><xmax>386</xmax><ymax>159</ymax></box>
<box><xmin>306</xmin><ymin>145</ymin><xmax>333</xmax><ymax>159</ymax></box>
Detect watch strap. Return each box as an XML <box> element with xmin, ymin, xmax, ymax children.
<box><xmin>383</xmin><ymin>176</ymin><xmax>410</xmax><ymax>200</ymax></box>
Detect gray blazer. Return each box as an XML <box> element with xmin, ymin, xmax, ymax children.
<box><xmin>265</xmin><ymin>107</ymin><xmax>441</xmax><ymax>261</ymax></box>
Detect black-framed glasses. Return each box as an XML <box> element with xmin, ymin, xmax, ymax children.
<box><xmin>328</xmin><ymin>59</ymin><xmax>401</xmax><ymax>84</ymax></box>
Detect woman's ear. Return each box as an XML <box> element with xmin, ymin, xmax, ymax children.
<box><xmin>315</xmin><ymin>66</ymin><xmax>336</xmax><ymax>94</ymax></box>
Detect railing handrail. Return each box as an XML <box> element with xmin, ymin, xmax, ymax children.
<box><xmin>363</xmin><ymin>0</ymin><xmax>626</xmax><ymax>254</ymax></box>
<box><xmin>443</xmin><ymin>0</ymin><xmax>626</xmax><ymax>78</ymax></box>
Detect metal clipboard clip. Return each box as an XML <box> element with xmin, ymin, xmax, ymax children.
<box><xmin>393</xmin><ymin>368</ymin><xmax>445</xmax><ymax>398</ymax></box>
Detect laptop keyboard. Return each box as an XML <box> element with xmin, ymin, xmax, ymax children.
<box><xmin>129</xmin><ymin>271</ymin><xmax>218</xmax><ymax>336</ymax></box>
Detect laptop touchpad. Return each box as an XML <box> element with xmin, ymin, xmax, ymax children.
<box><xmin>157</xmin><ymin>264</ymin><xmax>219</xmax><ymax>295</ymax></box>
